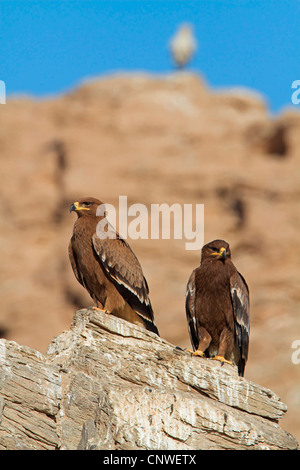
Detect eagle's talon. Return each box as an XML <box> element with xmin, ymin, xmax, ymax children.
<box><xmin>89</xmin><ymin>306</ymin><xmax>109</xmax><ymax>314</ymax></box>
<box><xmin>186</xmin><ymin>348</ymin><xmax>205</xmax><ymax>358</ymax></box>
<box><xmin>212</xmin><ymin>355</ymin><xmax>232</xmax><ymax>366</ymax></box>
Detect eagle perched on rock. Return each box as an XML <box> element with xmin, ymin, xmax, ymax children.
<box><xmin>185</xmin><ymin>240</ymin><xmax>250</xmax><ymax>376</ymax></box>
<box><xmin>69</xmin><ymin>197</ymin><xmax>159</xmax><ymax>335</ymax></box>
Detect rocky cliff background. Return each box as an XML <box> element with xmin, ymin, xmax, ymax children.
<box><xmin>0</xmin><ymin>73</ymin><xmax>300</xmax><ymax>441</ymax></box>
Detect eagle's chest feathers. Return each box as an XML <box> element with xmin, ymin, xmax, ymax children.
<box><xmin>195</xmin><ymin>260</ymin><xmax>233</xmax><ymax>326</ymax></box>
<box><xmin>73</xmin><ymin>219</ymin><xmax>98</xmax><ymax>273</ymax></box>
<box><xmin>198</xmin><ymin>261</ymin><xmax>230</xmax><ymax>298</ymax></box>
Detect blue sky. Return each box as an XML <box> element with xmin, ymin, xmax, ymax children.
<box><xmin>1</xmin><ymin>0</ymin><xmax>300</xmax><ymax>113</ymax></box>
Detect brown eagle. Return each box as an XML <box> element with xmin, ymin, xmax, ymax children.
<box><xmin>69</xmin><ymin>197</ymin><xmax>159</xmax><ymax>335</ymax></box>
<box><xmin>185</xmin><ymin>239</ymin><xmax>250</xmax><ymax>376</ymax></box>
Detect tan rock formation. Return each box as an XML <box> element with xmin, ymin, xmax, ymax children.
<box><xmin>0</xmin><ymin>309</ymin><xmax>298</xmax><ymax>450</ymax></box>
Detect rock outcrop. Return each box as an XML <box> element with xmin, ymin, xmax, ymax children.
<box><xmin>1</xmin><ymin>73</ymin><xmax>300</xmax><ymax>441</ymax></box>
<box><xmin>0</xmin><ymin>309</ymin><xmax>298</xmax><ymax>450</ymax></box>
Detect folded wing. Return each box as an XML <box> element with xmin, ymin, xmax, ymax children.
<box><xmin>92</xmin><ymin>231</ymin><xmax>158</xmax><ymax>334</ymax></box>
<box><xmin>230</xmin><ymin>271</ymin><xmax>250</xmax><ymax>376</ymax></box>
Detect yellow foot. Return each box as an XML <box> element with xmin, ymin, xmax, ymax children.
<box><xmin>88</xmin><ymin>306</ymin><xmax>109</xmax><ymax>314</ymax></box>
<box><xmin>212</xmin><ymin>355</ymin><xmax>232</xmax><ymax>366</ymax></box>
<box><xmin>186</xmin><ymin>349</ymin><xmax>205</xmax><ymax>358</ymax></box>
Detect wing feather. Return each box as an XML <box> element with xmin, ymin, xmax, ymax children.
<box><xmin>230</xmin><ymin>271</ymin><xmax>250</xmax><ymax>376</ymax></box>
<box><xmin>68</xmin><ymin>237</ymin><xmax>86</xmax><ymax>288</ymax></box>
<box><xmin>185</xmin><ymin>269</ymin><xmax>199</xmax><ymax>351</ymax></box>
<box><xmin>92</xmin><ymin>230</ymin><xmax>158</xmax><ymax>334</ymax></box>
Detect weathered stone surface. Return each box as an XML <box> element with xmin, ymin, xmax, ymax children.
<box><xmin>0</xmin><ymin>341</ymin><xmax>61</xmax><ymax>449</ymax></box>
<box><xmin>0</xmin><ymin>309</ymin><xmax>298</xmax><ymax>450</ymax></box>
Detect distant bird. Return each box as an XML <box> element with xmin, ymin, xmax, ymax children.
<box><xmin>44</xmin><ymin>139</ymin><xmax>68</xmax><ymax>224</ymax></box>
<box><xmin>69</xmin><ymin>197</ymin><xmax>159</xmax><ymax>335</ymax></box>
<box><xmin>185</xmin><ymin>240</ymin><xmax>250</xmax><ymax>376</ymax></box>
<box><xmin>169</xmin><ymin>23</ymin><xmax>197</xmax><ymax>70</ymax></box>
<box><xmin>44</xmin><ymin>139</ymin><xmax>68</xmax><ymax>186</ymax></box>
<box><xmin>230</xmin><ymin>195</ymin><xmax>246</xmax><ymax>230</ymax></box>
<box><xmin>216</xmin><ymin>186</ymin><xmax>247</xmax><ymax>230</ymax></box>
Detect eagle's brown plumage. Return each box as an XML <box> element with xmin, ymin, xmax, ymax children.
<box><xmin>185</xmin><ymin>239</ymin><xmax>250</xmax><ymax>376</ymax></box>
<box><xmin>69</xmin><ymin>197</ymin><xmax>159</xmax><ymax>335</ymax></box>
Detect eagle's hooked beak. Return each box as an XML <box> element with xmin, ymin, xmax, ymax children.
<box><xmin>69</xmin><ymin>201</ymin><xmax>90</xmax><ymax>213</ymax></box>
<box><xmin>212</xmin><ymin>247</ymin><xmax>227</xmax><ymax>259</ymax></box>
<box><xmin>70</xmin><ymin>202</ymin><xmax>78</xmax><ymax>213</ymax></box>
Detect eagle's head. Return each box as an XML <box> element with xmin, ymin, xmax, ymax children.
<box><xmin>69</xmin><ymin>197</ymin><xmax>105</xmax><ymax>218</ymax></box>
<box><xmin>201</xmin><ymin>239</ymin><xmax>231</xmax><ymax>263</ymax></box>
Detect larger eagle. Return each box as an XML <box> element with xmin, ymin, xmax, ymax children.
<box><xmin>69</xmin><ymin>197</ymin><xmax>159</xmax><ymax>335</ymax></box>
<box><xmin>185</xmin><ymin>239</ymin><xmax>250</xmax><ymax>376</ymax></box>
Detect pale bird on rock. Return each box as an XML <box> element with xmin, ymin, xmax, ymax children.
<box><xmin>169</xmin><ymin>23</ymin><xmax>197</xmax><ymax>70</ymax></box>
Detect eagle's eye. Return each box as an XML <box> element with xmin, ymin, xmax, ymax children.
<box><xmin>82</xmin><ymin>201</ymin><xmax>92</xmax><ymax>206</ymax></box>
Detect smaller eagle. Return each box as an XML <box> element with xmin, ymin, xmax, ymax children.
<box><xmin>185</xmin><ymin>239</ymin><xmax>250</xmax><ymax>376</ymax></box>
<box><xmin>69</xmin><ymin>197</ymin><xmax>159</xmax><ymax>335</ymax></box>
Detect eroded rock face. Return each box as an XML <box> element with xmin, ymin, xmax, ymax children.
<box><xmin>0</xmin><ymin>309</ymin><xmax>298</xmax><ymax>450</ymax></box>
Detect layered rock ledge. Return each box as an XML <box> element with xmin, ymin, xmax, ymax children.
<box><xmin>0</xmin><ymin>308</ymin><xmax>298</xmax><ymax>450</ymax></box>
